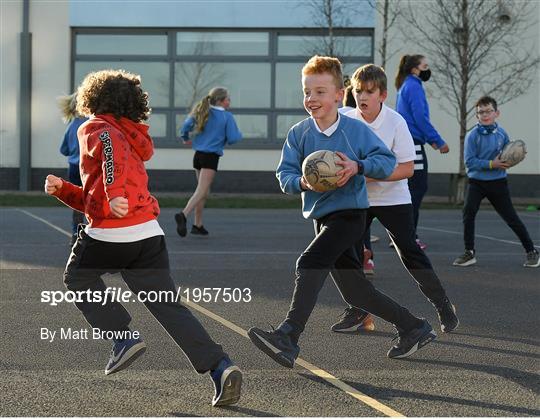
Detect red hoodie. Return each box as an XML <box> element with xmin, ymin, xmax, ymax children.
<box><xmin>54</xmin><ymin>114</ymin><xmax>160</xmax><ymax>228</ymax></box>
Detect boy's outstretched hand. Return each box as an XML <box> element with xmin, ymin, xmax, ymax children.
<box><xmin>109</xmin><ymin>197</ymin><xmax>129</xmax><ymax>218</ymax></box>
<box><xmin>334</xmin><ymin>151</ymin><xmax>359</xmax><ymax>187</ymax></box>
<box><xmin>44</xmin><ymin>175</ymin><xmax>63</xmax><ymax>195</ymax></box>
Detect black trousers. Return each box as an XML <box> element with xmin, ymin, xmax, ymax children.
<box><xmin>354</xmin><ymin>204</ymin><xmax>447</xmax><ymax>305</ymax></box>
<box><xmin>463</xmin><ymin>178</ymin><xmax>535</xmax><ymax>252</ymax></box>
<box><xmin>64</xmin><ymin>230</ymin><xmax>226</xmax><ymax>373</ymax></box>
<box><xmin>283</xmin><ymin>209</ymin><xmax>420</xmax><ymax>340</ymax></box>
<box><xmin>408</xmin><ymin>143</ymin><xmax>428</xmax><ymax>235</ymax></box>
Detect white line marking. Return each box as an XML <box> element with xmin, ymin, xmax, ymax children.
<box><xmin>17</xmin><ymin>209</ymin><xmax>71</xmax><ymax>237</ymax></box>
<box><xmin>418</xmin><ymin>226</ymin><xmax>539</xmax><ymax>249</ymax></box>
<box><xmin>183</xmin><ymin>299</ymin><xmax>404</xmax><ymax>417</ymax></box>
<box><xmin>15</xmin><ymin>208</ymin><xmax>406</xmax><ymax>417</ymax></box>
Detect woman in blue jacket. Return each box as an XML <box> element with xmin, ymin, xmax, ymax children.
<box><xmin>175</xmin><ymin>87</ymin><xmax>242</xmax><ymax>237</ymax></box>
<box><xmin>395</xmin><ymin>55</ymin><xmax>449</xmax><ymax>250</ymax></box>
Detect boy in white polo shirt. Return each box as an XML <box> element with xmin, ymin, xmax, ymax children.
<box><xmin>331</xmin><ymin>64</ymin><xmax>459</xmax><ymax>334</ymax></box>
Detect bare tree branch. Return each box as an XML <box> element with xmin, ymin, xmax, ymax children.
<box><xmin>398</xmin><ymin>0</ymin><xmax>539</xmax><ymax>202</ymax></box>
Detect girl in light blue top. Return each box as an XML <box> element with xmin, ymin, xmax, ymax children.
<box><xmin>175</xmin><ymin>87</ymin><xmax>242</xmax><ymax>237</ymax></box>
<box><xmin>174</xmin><ymin>87</ymin><xmax>242</xmax><ymax>237</ymax></box>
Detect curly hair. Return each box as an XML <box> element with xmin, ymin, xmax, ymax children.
<box><xmin>76</xmin><ymin>69</ymin><xmax>150</xmax><ymax>122</ymax></box>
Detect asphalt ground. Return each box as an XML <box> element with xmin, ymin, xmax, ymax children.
<box><xmin>0</xmin><ymin>206</ymin><xmax>539</xmax><ymax>417</ymax></box>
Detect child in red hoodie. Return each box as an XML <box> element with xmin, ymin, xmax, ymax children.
<box><xmin>44</xmin><ymin>69</ymin><xmax>242</xmax><ymax>407</ymax></box>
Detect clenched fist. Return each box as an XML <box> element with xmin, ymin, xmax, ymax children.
<box><xmin>109</xmin><ymin>196</ymin><xmax>129</xmax><ymax>218</ymax></box>
<box><xmin>44</xmin><ymin>175</ymin><xmax>63</xmax><ymax>195</ymax></box>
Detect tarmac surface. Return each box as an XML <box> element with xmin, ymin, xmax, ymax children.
<box><xmin>0</xmin><ymin>206</ymin><xmax>539</xmax><ymax>417</ymax></box>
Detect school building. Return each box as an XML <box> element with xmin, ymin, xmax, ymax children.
<box><xmin>2</xmin><ymin>0</ymin><xmax>539</xmax><ymax>197</ymax></box>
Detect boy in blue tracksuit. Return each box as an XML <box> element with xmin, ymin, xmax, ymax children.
<box><xmin>248</xmin><ymin>56</ymin><xmax>437</xmax><ymax>367</ymax></box>
<box><xmin>453</xmin><ymin>96</ymin><xmax>539</xmax><ymax>268</ymax></box>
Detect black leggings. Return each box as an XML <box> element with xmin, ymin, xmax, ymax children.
<box><xmin>408</xmin><ymin>143</ymin><xmax>428</xmax><ymax>236</ymax></box>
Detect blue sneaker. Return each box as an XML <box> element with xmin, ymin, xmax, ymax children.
<box><xmin>210</xmin><ymin>356</ymin><xmax>242</xmax><ymax>407</ymax></box>
<box><xmin>104</xmin><ymin>337</ymin><xmax>147</xmax><ymax>375</ymax></box>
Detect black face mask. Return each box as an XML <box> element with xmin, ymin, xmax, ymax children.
<box><xmin>418</xmin><ymin>69</ymin><xmax>431</xmax><ymax>82</ymax></box>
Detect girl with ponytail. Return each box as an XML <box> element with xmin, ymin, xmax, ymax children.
<box><xmin>395</xmin><ymin>54</ymin><xmax>449</xmax><ymax>250</ymax></box>
<box><xmin>175</xmin><ymin>87</ymin><xmax>243</xmax><ymax>237</ymax></box>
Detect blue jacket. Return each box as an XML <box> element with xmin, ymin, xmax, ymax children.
<box><xmin>60</xmin><ymin>117</ymin><xmax>88</xmax><ymax>165</ymax></box>
<box><xmin>464</xmin><ymin>124</ymin><xmax>509</xmax><ymax>181</ymax></box>
<box><xmin>396</xmin><ymin>75</ymin><xmax>446</xmax><ymax>148</ymax></box>
<box><xmin>180</xmin><ymin>108</ymin><xmax>242</xmax><ymax>156</ymax></box>
<box><xmin>277</xmin><ymin>115</ymin><xmax>396</xmax><ymax>220</ymax></box>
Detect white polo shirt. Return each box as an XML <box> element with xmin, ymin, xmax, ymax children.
<box><xmin>345</xmin><ymin>104</ymin><xmax>416</xmax><ymax>206</ymax></box>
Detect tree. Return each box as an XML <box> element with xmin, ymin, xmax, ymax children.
<box><xmin>175</xmin><ymin>38</ymin><xmax>225</xmax><ymax>110</ymax></box>
<box><xmin>400</xmin><ymin>0</ymin><xmax>539</xmax><ymax>203</ymax></box>
<box><xmin>302</xmin><ymin>0</ymin><xmax>358</xmax><ymax>57</ymax></box>
<box><xmin>367</xmin><ymin>0</ymin><xmax>401</xmax><ymax>69</ymax></box>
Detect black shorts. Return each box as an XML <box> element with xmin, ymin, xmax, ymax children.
<box><xmin>193</xmin><ymin>151</ymin><xmax>220</xmax><ymax>171</ymax></box>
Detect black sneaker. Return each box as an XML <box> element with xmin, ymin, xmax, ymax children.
<box><xmin>247</xmin><ymin>327</ymin><xmax>299</xmax><ymax>368</ymax></box>
<box><xmin>174</xmin><ymin>212</ymin><xmax>187</xmax><ymax>237</ymax></box>
<box><xmin>453</xmin><ymin>249</ymin><xmax>476</xmax><ymax>266</ymax></box>
<box><xmin>330</xmin><ymin>307</ymin><xmax>375</xmax><ymax>333</ymax></box>
<box><xmin>191</xmin><ymin>225</ymin><xmax>209</xmax><ymax>236</ymax></box>
<box><xmin>524</xmin><ymin>249</ymin><xmax>540</xmax><ymax>268</ymax></box>
<box><xmin>209</xmin><ymin>356</ymin><xmax>242</xmax><ymax>407</ymax></box>
<box><xmin>387</xmin><ymin>320</ymin><xmax>437</xmax><ymax>359</ymax></box>
<box><xmin>105</xmin><ymin>337</ymin><xmax>147</xmax><ymax>375</ymax></box>
<box><xmin>435</xmin><ymin>298</ymin><xmax>459</xmax><ymax>333</ymax></box>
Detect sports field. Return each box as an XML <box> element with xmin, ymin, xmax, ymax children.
<box><xmin>1</xmin><ymin>207</ymin><xmax>538</xmax><ymax>417</ymax></box>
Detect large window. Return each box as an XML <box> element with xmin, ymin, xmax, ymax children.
<box><xmin>72</xmin><ymin>29</ymin><xmax>373</xmax><ymax>148</ymax></box>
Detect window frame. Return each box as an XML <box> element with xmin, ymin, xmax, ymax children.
<box><xmin>71</xmin><ymin>27</ymin><xmax>374</xmax><ymax>149</ymax></box>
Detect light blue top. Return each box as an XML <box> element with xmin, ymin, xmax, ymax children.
<box><xmin>396</xmin><ymin>75</ymin><xmax>446</xmax><ymax>148</ymax></box>
<box><xmin>180</xmin><ymin>108</ymin><xmax>242</xmax><ymax>156</ymax></box>
<box><xmin>60</xmin><ymin>117</ymin><xmax>88</xmax><ymax>165</ymax></box>
<box><xmin>464</xmin><ymin>124</ymin><xmax>509</xmax><ymax>181</ymax></box>
<box><xmin>277</xmin><ymin>115</ymin><xmax>396</xmax><ymax>219</ymax></box>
